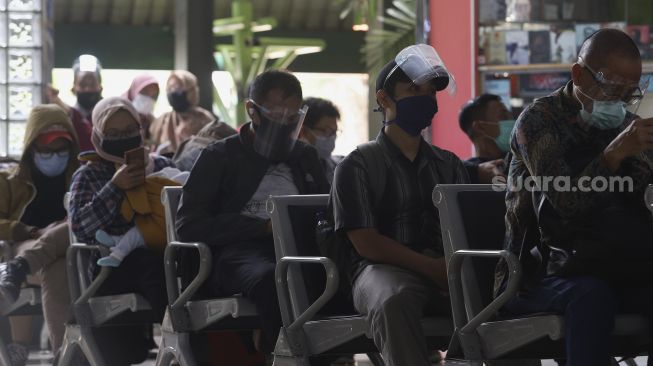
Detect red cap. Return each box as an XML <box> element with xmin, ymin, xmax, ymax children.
<box><xmin>37</xmin><ymin>130</ymin><xmax>73</xmax><ymax>145</ymax></box>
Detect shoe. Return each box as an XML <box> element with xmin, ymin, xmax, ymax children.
<box><xmin>97</xmin><ymin>256</ymin><xmax>121</xmax><ymax>267</ymax></box>
<box><xmin>6</xmin><ymin>342</ymin><xmax>28</xmax><ymax>366</ymax></box>
<box><xmin>95</xmin><ymin>230</ymin><xmax>116</xmax><ymax>247</ymax></box>
<box><xmin>0</xmin><ymin>257</ymin><xmax>28</xmax><ymax>308</ymax></box>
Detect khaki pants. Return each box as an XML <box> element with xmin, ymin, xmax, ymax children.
<box><xmin>8</xmin><ymin>222</ymin><xmax>70</xmax><ymax>351</ymax></box>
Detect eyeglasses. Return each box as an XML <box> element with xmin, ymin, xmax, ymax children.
<box><xmin>34</xmin><ymin>150</ymin><xmax>69</xmax><ymax>159</ymax></box>
<box><xmin>102</xmin><ymin>126</ymin><xmax>142</xmax><ymax>140</ymax></box>
<box><xmin>308</xmin><ymin>126</ymin><xmax>340</xmax><ymax>138</ymax></box>
<box><xmin>579</xmin><ymin>57</ymin><xmax>648</xmax><ymax>105</ymax></box>
<box><xmin>251</xmin><ymin>101</ymin><xmax>307</xmax><ymax>125</ymax></box>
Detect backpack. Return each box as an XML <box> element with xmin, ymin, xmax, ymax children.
<box><xmin>316</xmin><ymin>141</ymin><xmax>388</xmax><ymax>302</ymax></box>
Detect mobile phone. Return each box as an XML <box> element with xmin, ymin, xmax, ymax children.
<box><xmin>124</xmin><ymin>146</ymin><xmax>145</xmax><ymax>166</ymax></box>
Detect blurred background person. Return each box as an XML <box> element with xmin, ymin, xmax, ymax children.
<box><xmin>298</xmin><ymin>97</ymin><xmax>342</xmax><ymax>183</ymax></box>
<box><xmin>123</xmin><ymin>74</ymin><xmax>160</xmax><ymax>145</ymax></box>
<box><xmin>150</xmin><ymin>70</ymin><xmax>213</xmax><ymax>155</ymax></box>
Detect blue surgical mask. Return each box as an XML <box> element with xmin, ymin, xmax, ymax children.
<box><xmin>33</xmin><ymin>151</ymin><xmax>70</xmax><ymax>177</ymax></box>
<box><xmin>386</xmin><ymin>95</ymin><xmax>438</xmax><ymax>136</ymax></box>
<box><xmin>494</xmin><ymin>119</ymin><xmax>516</xmax><ymax>153</ymax></box>
<box><xmin>313</xmin><ymin>134</ymin><xmax>336</xmax><ymax>160</ymax></box>
<box><xmin>576</xmin><ymin>88</ymin><xmax>627</xmax><ymax>130</ymax></box>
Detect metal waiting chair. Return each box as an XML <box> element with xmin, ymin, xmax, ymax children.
<box><xmin>155</xmin><ymin>186</ymin><xmax>259</xmax><ymax>366</ymax></box>
<box><xmin>432</xmin><ymin>184</ymin><xmax>647</xmax><ymax>366</ymax></box>
<box><xmin>267</xmin><ymin>194</ymin><xmax>454</xmax><ymax>366</ymax></box>
<box><xmin>58</xmin><ymin>192</ymin><xmax>155</xmax><ymax>366</ymax></box>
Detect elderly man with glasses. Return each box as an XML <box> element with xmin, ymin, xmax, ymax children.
<box><xmin>495</xmin><ymin>28</ymin><xmax>653</xmax><ymax>366</ymax></box>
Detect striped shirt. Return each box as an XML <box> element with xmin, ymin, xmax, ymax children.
<box><xmin>331</xmin><ymin>129</ymin><xmax>468</xmax><ymax>276</ymax></box>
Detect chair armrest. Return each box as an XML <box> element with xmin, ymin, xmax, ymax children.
<box><xmin>645</xmin><ymin>184</ymin><xmax>653</xmax><ymax>214</ymax></box>
<box><xmin>164</xmin><ymin>241</ymin><xmax>212</xmax><ymax>310</ymax></box>
<box><xmin>275</xmin><ymin>256</ymin><xmax>338</xmax><ymax>332</ymax></box>
<box><xmin>66</xmin><ymin>243</ymin><xmax>111</xmax><ymax>306</ymax></box>
<box><xmin>447</xmin><ymin>249</ymin><xmax>521</xmax><ymax>334</ymax></box>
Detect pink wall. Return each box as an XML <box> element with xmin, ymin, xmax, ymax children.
<box><xmin>429</xmin><ymin>0</ymin><xmax>475</xmax><ymax>159</ymax></box>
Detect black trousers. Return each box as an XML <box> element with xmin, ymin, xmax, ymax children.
<box><xmin>212</xmin><ymin>239</ymin><xmax>281</xmax><ymax>353</ymax></box>
<box><xmin>92</xmin><ymin>248</ymin><xmax>167</xmax><ymax>365</ymax></box>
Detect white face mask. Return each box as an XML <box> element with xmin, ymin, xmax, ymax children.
<box><xmin>132</xmin><ymin>94</ymin><xmax>156</xmax><ymax>116</ymax></box>
<box><xmin>33</xmin><ymin>151</ymin><xmax>69</xmax><ymax>177</ymax></box>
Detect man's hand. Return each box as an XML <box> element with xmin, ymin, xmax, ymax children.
<box><xmin>477</xmin><ymin>159</ymin><xmax>506</xmax><ymax>184</ymax></box>
<box><xmin>424</xmin><ymin>256</ymin><xmax>449</xmax><ymax>291</ymax></box>
<box><xmin>603</xmin><ymin>118</ymin><xmax>653</xmax><ymax>172</ymax></box>
<box><xmin>44</xmin><ymin>84</ymin><xmax>71</xmax><ymax>113</ymax></box>
<box><xmin>111</xmin><ymin>163</ymin><xmax>145</xmax><ymax>191</ymax></box>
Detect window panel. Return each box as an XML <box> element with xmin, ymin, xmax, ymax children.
<box><xmin>8</xmin><ymin>48</ymin><xmax>40</xmax><ymax>82</ymax></box>
<box><xmin>8</xmin><ymin>0</ymin><xmax>39</xmax><ymax>11</ymax></box>
<box><xmin>8</xmin><ymin>85</ymin><xmax>39</xmax><ymax>120</ymax></box>
<box><xmin>8</xmin><ymin>120</ymin><xmax>24</xmax><ymax>156</ymax></box>
<box><xmin>8</xmin><ymin>12</ymin><xmax>40</xmax><ymax>47</ymax></box>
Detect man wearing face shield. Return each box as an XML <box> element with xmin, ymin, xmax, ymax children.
<box><xmin>176</xmin><ymin>70</ymin><xmax>330</xmax><ymax>355</ymax></box>
<box><xmin>496</xmin><ymin>29</ymin><xmax>653</xmax><ymax>366</ymax></box>
<box><xmin>330</xmin><ymin>44</ymin><xmax>468</xmax><ymax>366</ymax></box>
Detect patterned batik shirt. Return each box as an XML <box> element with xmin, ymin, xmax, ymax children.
<box><xmin>494</xmin><ymin>81</ymin><xmax>653</xmax><ymax>296</ymax></box>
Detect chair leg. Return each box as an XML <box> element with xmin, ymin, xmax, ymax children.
<box><xmin>366</xmin><ymin>352</ymin><xmax>385</xmax><ymax>366</ymax></box>
<box><xmin>272</xmin><ymin>355</ymin><xmax>311</xmax><ymax>366</ymax></box>
<box><xmin>156</xmin><ymin>312</ymin><xmax>197</xmax><ymax>366</ymax></box>
<box><xmin>58</xmin><ymin>324</ymin><xmax>82</xmax><ymax>366</ymax></box>
<box><xmin>622</xmin><ymin>358</ymin><xmax>638</xmax><ymax>366</ymax></box>
<box><xmin>0</xmin><ymin>335</ymin><xmax>12</xmax><ymax>366</ymax></box>
<box><xmin>58</xmin><ymin>323</ymin><xmax>106</xmax><ymax>366</ymax></box>
<box><xmin>77</xmin><ymin>325</ymin><xmax>105</xmax><ymax>366</ymax></box>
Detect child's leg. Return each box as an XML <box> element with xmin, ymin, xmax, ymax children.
<box><xmin>111</xmin><ymin>227</ymin><xmax>146</xmax><ymax>260</ymax></box>
<box><xmin>95</xmin><ymin>230</ymin><xmax>122</xmax><ymax>248</ymax></box>
<box><xmin>97</xmin><ymin>227</ymin><xmax>145</xmax><ymax>267</ymax></box>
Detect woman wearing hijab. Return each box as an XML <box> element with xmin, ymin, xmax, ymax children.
<box><xmin>69</xmin><ymin>96</ymin><xmax>172</xmax><ymax>365</ymax></box>
<box><xmin>149</xmin><ymin>70</ymin><xmax>214</xmax><ymax>155</ymax></box>
<box><xmin>123</xmin><ymin>74</ymin><xmax>160</xmax><ymax>144</ymax></box>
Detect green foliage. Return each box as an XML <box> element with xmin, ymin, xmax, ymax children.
<box><xmin>362</xmin><ymin>0</ymin><xmax>416</xmax><ymax>83</ymax></box>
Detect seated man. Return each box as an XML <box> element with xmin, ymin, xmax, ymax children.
<box><xmin>458</xmin><ymin>93</ymin><xmax>514</xmax><ymax>183</ymax></box>
<box><xmin>298</xmin><ymin>97</ymin><xmax>343</xmax><ymax>183</ymax></box>
<box><xmin>176</xmin><ymin>70</ymin><xmax>330</xmax><ymax>353</ymax></box>
<box><xmin>496</xmin><ymin>29</ymin><xmax>653</xmax><ymax>366</ymax></box>
<box><xmin>0</xmin><ymin>105</ymin><xmax>80</xmax><ymax>363</ymax></box>
<box><xmin>331</xmin><ymin>44</ymin><xmax>468</xmax><ymax>366</ymax></box>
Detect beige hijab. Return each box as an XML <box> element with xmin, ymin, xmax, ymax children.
<box><xmin>91</xmin><ymin>96</ymin><xmax>142</xmax><ymax>164</ymax></box>
<box><xmin>149</xmin><ymin>70</ymin><xmax>213</xmax><ymax>154</ymax></box>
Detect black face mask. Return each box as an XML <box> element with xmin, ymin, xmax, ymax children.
<box><xmin>167</xmin><ymin>91</ymin><xmax>191</xmax><ymax>112</ymax></box>
<box><xmin>101</xmin><ymin>135</ymin><xmax>142</xmax><ymax>159</ymax></box>
<box><xmin>76</xmin><ymin>92</ymin><xmax>102</xmax><ymax>111</ymax></box>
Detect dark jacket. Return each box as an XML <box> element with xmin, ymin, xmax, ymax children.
<box><xmin>176</xmin><ymin>122</ymin><xmax>330</xmax><ymax>249</ymax></box>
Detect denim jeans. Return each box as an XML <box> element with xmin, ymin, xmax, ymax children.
<box><xmin>503</xmin><ymin>275</ymin><xmax>653</xmax><ymax>366</ymax></box>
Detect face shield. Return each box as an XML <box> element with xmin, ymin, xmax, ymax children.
<box><xmin>251</xmin><ymin>102</ymin><xmax>308</xmax><ymax>162</ymax></box>
<box><xmin>578</xmin><ymin>56</ymin><xmax>650</xmax><ymax>115</ymax></box>
<box><xmin>389</xmin><ymin>44</ymin><xmax>457</xmax><ymax>96</ymax></box>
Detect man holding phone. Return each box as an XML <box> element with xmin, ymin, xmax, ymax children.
<box><xmin>496</xmin><ymin>29</ymin><xmax>653</xmax><ymax>365</ymax></box>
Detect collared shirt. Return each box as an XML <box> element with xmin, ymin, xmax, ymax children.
<box><xmin>70</xmin><ymin>155</ymin><xmax>173</xmax><ymax>243</ymax></box>
<box><xmin>332</xmin><ymin>129</ymin><xmax>469</xmax><ymax>276</ymax></box>
<box><xmin>495</xmin><ymin>81</ymin><xmax>653</xmax><ymax>294</ymax></box>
